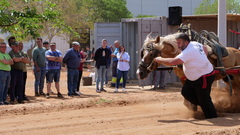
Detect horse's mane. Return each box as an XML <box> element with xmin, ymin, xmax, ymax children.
<box><xmin>155</xmin><ymin>32</ymin><xmax>181</xmax><ymax>55</ymax></box>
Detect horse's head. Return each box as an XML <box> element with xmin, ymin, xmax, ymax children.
<box><xmin>137</xmin><ymin>33</ymin><xmax>181</xmax><ymax>80</ymax></box>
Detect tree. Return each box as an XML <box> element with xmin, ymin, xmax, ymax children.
<box><xmin>194</xmin><ymin>0</ymin><xmax>240</xmax><ymax>15</ymax></box>
<box><xmin>0</xmin><ymin>0</ymin><xmax>63</xmax><ymax>40</ymax></box>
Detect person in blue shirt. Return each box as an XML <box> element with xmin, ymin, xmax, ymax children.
<box><xmin>45</xmin><ymin>42</ymin><xmax>63</xmax><ymax>98</ymax></box>
<box><xmin>110</xmin><ymin>40</ymin><xmax>120</xmax><ymax>87</ymax></box>
<box><xmin>114</xmin><ymin>45</ymin><xmax>130</xmax><ymax>93</ymax></box>
<box><xmin>63</xmin><ymin>41</ymin><xmax>81</xmax><ymax>96</ymax></box>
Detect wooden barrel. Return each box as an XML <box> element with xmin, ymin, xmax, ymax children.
<box><xmin>82</xmin><ymin>77</ymin><xmax>92</xmax><ymax>86</ymax></box>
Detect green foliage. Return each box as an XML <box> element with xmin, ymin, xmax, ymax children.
<box><xmin>194</xmin><ymin>0</ymin><xmax>240</xmax><ymax>15</ymax></box>
<box><xmin>0</xmin><ymin>0</ymin><xmax>70</xmax><ymax>40</ymax></box>
<box><xmin>80</xmin><ymin>0</ymin><xmax>133</xmax><ymax>23</ymax></box>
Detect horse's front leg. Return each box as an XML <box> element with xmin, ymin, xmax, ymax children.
<box><xmin>147</xmin><ymin>57</ymin><xmax>161</xmax><ymax>71</ymax></box>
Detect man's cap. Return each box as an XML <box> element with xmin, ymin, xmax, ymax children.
<box><xmin>50</xmin><ymin>42</ymin><xmax>56</xmax><ymax>46</ymax></box>
<box><xmin>43</xmin><ymin>41</ymin><xmax>49</xmax><ymax>44</ymax></box>
<box><xmin>72</xmin><ymin>41</ymin><xmax>80</xmax><ymax>46</ymax></box>
<box><xmin>11</xmin><ymin>41</ymin><xmax>19</xmax><ymax>46</ymax></box>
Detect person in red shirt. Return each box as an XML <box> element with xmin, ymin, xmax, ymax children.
<box><xmin>76</xmin><ymin>50</ymin><xmax>86</xmax><ymax>95</ymax></box>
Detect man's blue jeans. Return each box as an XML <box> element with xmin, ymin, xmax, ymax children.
<box><xmin>0</xmin><ymin>71</ymin><xmax>11</xmax><ymax>102</ymax></box>
<box><xmin>96</xmin><ymin>66</ymin><xmax>106</xmax><ymax>90</ymax></box>
<box><xmin>67</xmin><ymin>68</ymin><xmax>79</xmax><ymax>95</ymax></box>
<box><xmin>116</xmin><ymin>69</ymin><xmax>128</xmax><ymax>89</ymax></box>
<box><xmin>34</xmin><ymin>67</ymin><xmax>46</xmax><ymax>93</ymax></box>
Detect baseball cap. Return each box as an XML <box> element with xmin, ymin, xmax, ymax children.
<box><xmin>50</xmin><ymin>42</ymin><xmax>56</xmax><ymax>46</ymax></box>
<box><xmin>11</xmin><ymin>41</ymin><xmax>19</xmax><ymax>46</ymax></box>
<box><xmin>72</xmin><ymin>41</ymin><xmax>80</xmax><ymax>46</ymax></box>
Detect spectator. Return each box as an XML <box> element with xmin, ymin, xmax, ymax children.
<box><xmin>6</xmin><ymin>36</ymin><xmax>15</xmax><ymax>53</ymax></box>
<box><xmin>43</xmin><ymin>41</ymin><xmax>50</xmax><ymax>50</ymax></box>
<box><xmin>114</xmin><ymin>45</ymin><xmax>130</xmax><ymax>93</ymax></box>
<box><xmin>32</xmin><ymin>37</ymin><xmax>47</xmax><ymax>96</ymax></box>
<box><xmin>8</xmin><ymin>41</ymin><xmax>26</xmax><ymax>104</ymax></box>
<box><xmin>94</xmin><ymin>39</ymin><xmax>111</xmax><ymax>93</ymax></box>
<box><xmin>85</xmin><ymin>46</ymin><xmax>92</xmax><ymax>72</ymax></box>
<box><xmin>91</xmin><ymin>47</ymin><xmax>95</xmax><ymax>59</ymax></box>
<box><xmin>105</xmin><ymin>44</ymin><xmax>112</xmax><ymax>85</ymax></box>
<box><xmin>45</xmin><ymin>42</ymin><xmax>63</xmax><ymax>98</ymax></box>
<box><xmin>63</xmin><ymin>41</ymin><xmax>81</xmax><ymax>96</ymax></box>
<box><xmin>0</xmin><ymin>42</ymin><xmax>13</xmax><ymax>105</ymax></box>
<box><xmin>110</xmin><ymin>40</ymin><xmax>120</xmax><ymax>87</ymax></box>
<box><xmin>19</xmin><ymin>42</ymin><xmax>31</xmax><ymax>101</ymax></box>
<box><xmin>76</xmin><ymin>47</ymin><xmax>86</xmax><ymax>94</ymax></box>
<box><xmin>152</xmin><ymin>65</ymin><xmax>166</xmax><ymax>90</ymax></box>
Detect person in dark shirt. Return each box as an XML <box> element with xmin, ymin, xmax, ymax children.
<box><xmin>63</xmin><ymin>41</ymin><xmax>81</xmax><ymax>96</ymax></box>
<box><xmin>94</xmin><ymin>39</ymin><xmax>111</xmax><ymax>93</ymax></box>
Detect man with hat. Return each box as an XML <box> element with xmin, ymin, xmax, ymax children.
<box><xmin>63</xmin><ymin>41</ymin><xmax>81</xmax><ymax>96</ymax></box>
<box><xmin>0</xmin><ymin>42</ymin><xmax>13</xmax><ymax>105</ymax></box>
<box><xmin>8</xmin><ymin>41</ymin><xmax>29</xmax><ymax>104</ymax></box>
<box><xmin>45</xmin><ymin>42</ymin><xmax>63</xmax><ymax>98</ymax></box>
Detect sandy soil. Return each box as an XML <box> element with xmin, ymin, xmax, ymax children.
<box><xmin>0</xmin><ymin>68</ymin><xmax>240</xmax><ymax>135</ymax></box>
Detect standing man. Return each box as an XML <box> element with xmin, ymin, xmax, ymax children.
<box><xmin>32</xmin><ymin>37</ymin><xmax>47</xmax><ymax>96</ymax></box>
<box><xmin>63</xmin><ymin>41</ymin><xmax>81</xmax><ymax>96</ymax></box>
<box><xmin>0</xmin><ymin>42</ymin><xmax>13</xmax><ymax>105</ymax></box>
<box><xmin>154</xmin><ymin>33</ymin><xmax>217</xmax><ymax>119</ymax></box>
<box><xmin>8</xmin><ymin>41</ymin><xmax>27</xmax><ymax>104</ymax></box>
<box><xmin>94</xmin><ymin>39</ymin><xmax>111</xmax><ymax>93</ymax></box>
<box><xmin>110</xmin><ymin>40</ymin><xmax>120</xmax><ymax>87</ymax></box>
<box><xmin>45</xmin><ymin>42</ymin><xmax>63</xmax><ymax>98</ymax></box>
<box><xmin>19</xmin><ymin>42</ymin><xmax>30</xmax><ymax>101</ymax></box>
<box><xmin>43</xmin><ymin>41</ymin><xmax>50</xmax><ymax>50</ymax></box>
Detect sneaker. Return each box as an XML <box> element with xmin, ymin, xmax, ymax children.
<box><xmin>3</xmin><ymin>101</ymin><xmax>9</xmax><ymax>105</ymax></box>
<box><xmin>72</xmin><ymin>92</ymin><xmax>80</xmax><ymax>96</ymax></box>
<box><xmin>46</xmin><ymin>93</ymin><xmax>50</xmax><ymax>98</ymax></box>
<box><xmin>10</xmin><ymin>100</ymin><xmax>17</xmax><ymax>105</ymax></box>
<box><xmin>100</xmin><ymin>88</ymin><xmax>107</xmax><ymax>92</ymax></box>
<box><xmin>122</xmin><ymin>88</ymin><xmax>127</xmax><ymax>92</ymax></box>
<box><xmin>23</xmin><ymin>97</ymin><xmax>30</xmax><ymax>101</ymax></box>
<box><xmin>57</xmin><ymin>93</ymin><xmax>64</xmax><ymax>98</ymax></box>
<box><xmin>40</xmin><ymin>92</ymin><xmax>45</xmax><ymax>96</ymax></box>
<box><xmin>35</xmin><ymin>92</ymin><xmax>40</xmax><ymax>97</ymax></box>
<box><xmin>96</xmin><ymin>89</ymin><xmax>101</xmax><ymax>93</ymax></box>
<box><xmin>68</xmin><ymin>94</ymin><xmax>73</xmax><ymax>97</ymax></box>
<box><xmin>17</xmin><ymin>100</ymin><xmax>24</xmax><ymax>104</ymax></box>
<box><xmin>76</xmin><ymin>91</ymin><xmax>82</xmax><ymax>95</ymax></box>
<box><xmin>114</xmin><ymin>88</ymin><xmax>118</xmax><ymax>93</ymax></box>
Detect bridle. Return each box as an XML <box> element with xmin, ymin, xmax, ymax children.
<box><xmin>138</xmin><ymin>42</ymin><xmax>160</xmax><ymax>69</ymax></box>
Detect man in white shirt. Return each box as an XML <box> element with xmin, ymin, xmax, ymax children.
<box><xmin>154</xmin><ymin>33</ymin><xmax>217</xmax><ymax>119</ymax></box>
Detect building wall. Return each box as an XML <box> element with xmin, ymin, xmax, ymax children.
<box><xmin>126</xmin><ymin>0</ymin><xmax>204</xmax><ymax>17</ymax></box>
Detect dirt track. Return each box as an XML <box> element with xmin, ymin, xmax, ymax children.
<box><xmin>0</xmin><ymin>70</ymin><xmax>240</xmax><ymax>135</ymax></box>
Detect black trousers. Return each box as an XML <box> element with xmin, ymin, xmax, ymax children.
<box><xmin>181</xmin><ymin>74</ymin><xmax>217</xmax><ymax>119</ymax></box>
<box><xmin>9</xmin><ymin>69</ymin><xmax>24</xmax><ymax>101</ymax></box>
<box><xmin>23</xmin><ymin>72</ymin><xmax>27</xmax><ymax>97</ymax></box>
<box><xmin>76</xmin><ymin>70</ymin><xmax>83</xmax><ymax>92</ymax></box>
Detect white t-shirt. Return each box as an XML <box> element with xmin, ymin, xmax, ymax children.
<box><xmin>117</xmin><ymin>52</ymin><xmax>130</xmax><ymax>71</ymax></box>
<box><xmin>176</xmin><ymin>41</ymin><xmax>213</xmax><ymax>81</ymax></box>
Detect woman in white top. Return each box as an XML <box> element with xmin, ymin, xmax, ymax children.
<box><xmin>114</xmin><ymin>45</ymin><xmax>130</xmax><ymax>92</ymax></box>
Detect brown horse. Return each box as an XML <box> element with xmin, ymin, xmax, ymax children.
<box><xmin>136</xmin><ymin>33</ymin><xmax>240</xmax><ymax>111</ymax></box>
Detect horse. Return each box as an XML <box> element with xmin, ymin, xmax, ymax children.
<box><xmin>136</xmin><ymin>33</ymin><xmax>240</xmax><ymax>111</ymax></box>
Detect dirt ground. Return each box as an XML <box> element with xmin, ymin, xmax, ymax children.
<box><xmin>0</xmin><ymin>68</ymin><xmax>240</xmax><ymax>135</ymax></box>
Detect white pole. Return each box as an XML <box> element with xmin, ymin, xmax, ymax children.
<box><xmin>217</xmin><ymin>0</ymin><xmax>227</xmax><ymax>87</ymax></box>
<box><xmin>218</xmin><ymin>0</ymin><xmax>227</xmax><ymax>47</ymax></box>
